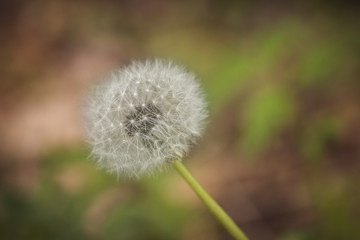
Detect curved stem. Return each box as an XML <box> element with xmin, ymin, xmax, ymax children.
<box><xmin>172</xmin><ymin>160</ymin><xmax>249</xmax><ymax>240</ymax></box>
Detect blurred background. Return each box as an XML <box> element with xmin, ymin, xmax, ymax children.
<box><xmin>0</xmin><ymin>1</ymin><xmax>359</xmax><ymax>239</ymax></box>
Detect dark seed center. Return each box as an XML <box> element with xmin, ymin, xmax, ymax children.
<box><xmin>124</xmin><ymin>103</ymin><xmax>162</xmax><ymax>137</ymax></box>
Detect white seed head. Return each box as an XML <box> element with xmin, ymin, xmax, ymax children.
<box><xmin>84</xmin><ymin>59</ymin><xmax>208</xmax><ymax>178</ymax></box>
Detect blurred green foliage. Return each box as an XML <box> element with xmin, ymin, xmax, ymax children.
<box><xmin>242</xmin><ymin>86</ymin><xmax>295</xmax><ymax>154</ymax></box>
<box><xmin>302</xmin><ymin>117</ymin><xmax>341</xmax><ymax>162</ymax></box>
<box><xmin>0</xmin><ymin>148</ymin><xmax>194</xmax><ymax>240</ymax></box>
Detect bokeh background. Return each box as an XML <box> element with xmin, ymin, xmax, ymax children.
<box><xmin>1</xmin><ymin>1</ymin><xmax>359</xmax><ymax>239</ymax></box>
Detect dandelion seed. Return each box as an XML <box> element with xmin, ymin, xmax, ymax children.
<box><xmin>84</xmin><ymin>59</ymin><xmax>208</xmax><ymax>178</ymax></box>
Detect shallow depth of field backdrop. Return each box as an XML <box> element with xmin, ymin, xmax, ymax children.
<box><xmin>1</xmin><ymin>1</ymin><xmax>359</xmax><ymax>240</ymax></box>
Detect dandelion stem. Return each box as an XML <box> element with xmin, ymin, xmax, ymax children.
<box><xmin>172</xmin><ymin>160</ymin><xmax>249</xmax><ymax>240</ymax></box>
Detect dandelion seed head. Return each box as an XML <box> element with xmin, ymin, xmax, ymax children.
<box><xmin>84</xmin><ymin>59</ymin><xmax>208</xmax><ymax>178</ymax></box>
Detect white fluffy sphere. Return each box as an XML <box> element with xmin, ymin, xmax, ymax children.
<box><xmin>84</xmin><ymin>59</ymin><xmax>208</xmax><ymax>178</ymax></box>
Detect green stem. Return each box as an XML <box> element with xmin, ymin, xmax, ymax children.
<box><xmin>172</xmin><ymin>160</ymin><xmax>249</xmax><ymax>240</ymax></box>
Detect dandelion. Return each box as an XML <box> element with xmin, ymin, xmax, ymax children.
<box><xmin>84</xmin><ymin>59</ymin><xmax>207</xmax><ymax>178</ymax></box>
<box><xmin>84</xmin><ymin>59</ymin><xmax>248</xmax><ymax>240</ymax></box>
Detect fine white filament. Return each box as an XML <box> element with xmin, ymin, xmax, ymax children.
<box><xmin>84</xmin><ymin>59</ymin><xmax>208</xmax><ymax>178</ymax></box>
